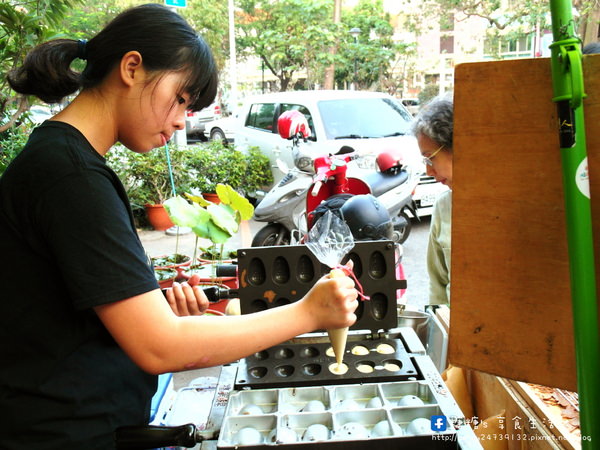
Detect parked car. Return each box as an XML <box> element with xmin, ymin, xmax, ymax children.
<box><xmin>234</xmin><ymin>90</ymin><xmax>443</xmax><ymax>216</ymax></box>
<box><xmin>400</xmin><ymin>98</ymin><xmax>420</xmax><ymax>116</ymax></box>
<box><xmin>185</xmin><ymin>102</ymin><xmax>222</xmax><ymax>137</ymax></box>
<box><xmin>410</xmin><ymin>172</ymin><xmax>450</xmax><ymax>217</ymax></box>
<box><xmin>204</xmin><ymin>116</ymin><xmax>236</xmax><ymax>143</ymax></box>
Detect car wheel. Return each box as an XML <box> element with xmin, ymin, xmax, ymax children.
<box><xmin>251</xmin><ymin>224</ymin><xmax>291</xmax><ymax>247</ymax></box>
<box><xmin>210</xmin><ymin>128</ymin><xmax>226</xmax><ymax>142</ymax></box>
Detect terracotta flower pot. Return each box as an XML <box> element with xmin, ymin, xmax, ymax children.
<box><xmin>152</xmin><ymin>254</ymin><xmax>192</xmax><ymax>280</ymax></box>
<box><xmin>145</xmin><ymin>204</ymin><xmax>175</xmax><ymax>231</ymax></box>
<box><xmin>202</xmin><ymin>192</ymin><xmax>221</xmax><ymax>204</ymax></box>
<box><xmin>154</xmin><ymin>268</ymin><xmax>177</xmax><ymax>289</ymax></box>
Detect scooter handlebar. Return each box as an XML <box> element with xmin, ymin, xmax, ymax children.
<box><xmin>311</xmin><ymin>180</ymin><xmax>323</xmax><ymax>197</ymax></box>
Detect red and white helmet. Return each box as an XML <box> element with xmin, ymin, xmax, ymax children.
<box><xmin>277</xmin><ymin>110</ymin><xmax>311</xmax><ymax>140</ymax></box>
<box><xmin>376</xmin><ymin>148</ymin><xmax>404</xmax><ymax>173</ymax></box>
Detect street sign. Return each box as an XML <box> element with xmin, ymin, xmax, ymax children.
<box><xmin>165</xmin><ymin>0</ymin><xmax>186</xmax><ymax>8</ymax></box>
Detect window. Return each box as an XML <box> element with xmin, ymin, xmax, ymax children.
<box><xmin>486</xmin><ymin>34</ymin><xmax>533</xmax><ymax>59</ymax></box>
<box><xmin>279</xmin><ymin>104</ymin><xmax>316</xmax><ymax>137</ymax></box>
<box><xmin>440</xmin><ymin>35</ymin><xmax>454</xmax><ymax>54</ymax></box>
<box><xmin>317</xmin><ymin>97</ymin><xmax>413</xmax><ymax>140</ymax></box>
<box><xmin>245</xmin><ymin>103</ymin><xmax>276</xmax><ymax>131</ymax></box>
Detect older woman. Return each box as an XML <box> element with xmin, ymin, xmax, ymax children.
<box><xmin>412</xmin><ymin>96</ymin><xmax>454</xmax><ymax>305</ymax></box>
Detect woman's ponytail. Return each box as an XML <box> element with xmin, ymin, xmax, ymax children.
<box><xmin>7</xmin><ymin>4</ymin><xmax>217</xmax><ymax>109</ymax></box>
<box><xmin>7</xmin><ymin>39</ymin><xmax>83</xmax><ymax>104</ymax></box>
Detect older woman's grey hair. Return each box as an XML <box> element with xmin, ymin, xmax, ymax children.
<box><xmin>583</xmin><ymin>42</ymin><xmax>600</xmax><ymax>54</ymax></box>
<box><xmin>411</xmin><ymin>97</ymin><xmax>454</xmax><ymax>151</ymax></box>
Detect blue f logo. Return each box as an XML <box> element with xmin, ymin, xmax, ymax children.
<box><xmin>431</xmin><ymin>415</ymin><xmax>447</xmax><ymax>432</ymax></box>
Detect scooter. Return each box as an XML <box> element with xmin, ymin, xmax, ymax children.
<box><xmin>251</xmin><ymin>112</ymin><xmax>419</xmax><ymax>247</ymax></box>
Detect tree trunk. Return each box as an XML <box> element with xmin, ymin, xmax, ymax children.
<box><xmin>323</xmin><ymin>0</ymin><xmax>342</xmax><ymax>90</ymax></box>
<box><xmin>0</xmin><ymin>96</ymin><xmax>29</xmax><ymax>134</ymax></box>
<box><xmin>579</xmin><ymin>6</ymin><xmax>600</xmax><ymax>45</ymax></box>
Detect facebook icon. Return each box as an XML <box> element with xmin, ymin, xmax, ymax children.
<box><xmin>431</xmin><ymin>415</ymin><xmax>447</xmax><ymax>432</ymax></box>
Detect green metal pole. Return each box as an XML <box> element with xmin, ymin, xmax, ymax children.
<box><xmin>549</xmin><ymin>1</ymin><xmax>600</xmax><ymax>446</ymax></box>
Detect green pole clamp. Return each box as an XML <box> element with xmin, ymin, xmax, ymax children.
<box><xmin>549</xmin><ymin>1</ymin><xmax>600</xmax><ymax>446</ymax></box>
<box><xmin>549</xmin><ymin>38</ymin><xmax>585</xmax><ymax>108</ymax></box>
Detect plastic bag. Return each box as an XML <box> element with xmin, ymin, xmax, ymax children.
<box><xmin>306</xmin><ymin>210</ymin><xmax>354</xmax><ymax>268</ymax></box>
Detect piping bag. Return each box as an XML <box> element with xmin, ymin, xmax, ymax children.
<box><xmin>306</xmin><ymin>210</ymin><xmax>367</xmax><ymax>369</ymax></box>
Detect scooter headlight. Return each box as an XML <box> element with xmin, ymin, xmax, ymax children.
<box><xmin>294</xmin><ymin>155</ymin><xmax>313</xmax><ymax>171</ymax></box>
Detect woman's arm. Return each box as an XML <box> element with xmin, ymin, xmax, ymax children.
<box><xmin>95</xmin><ymin>273</ymin><xmax>358</xmax><ymax>374</ymax></box>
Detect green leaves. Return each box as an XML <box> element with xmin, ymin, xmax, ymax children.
<box><xmin>237</xmin><ymin>0</ymin><xmax>336</xmax><ymax>90</ymax></box>
<box><xmin>216</xmin><ymin>183</ymin><xmax>254</xmax><ymax>221</ymax></box>
<box><xmin>164</xmin><ymin>184</ymin><xmax>255</xmax><ymax>245</ymax></box>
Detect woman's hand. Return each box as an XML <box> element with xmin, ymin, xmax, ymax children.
<box><xmin>301</xmin><ymin>268</ymin><xmax>359</xmax><ymax>330</ymax></box>
<box><xmin>163</xmin><ymin>274</ymin><xmax>209</xmax><ymax>316</ymax></box>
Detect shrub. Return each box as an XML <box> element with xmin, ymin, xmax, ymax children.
<box><xmin>0</xmin><ymin>126</ymin><xmax>30</xmax><ymax>175</ymax></box>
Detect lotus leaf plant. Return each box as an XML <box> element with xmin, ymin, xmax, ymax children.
<box><xmin>164</xmin><ymin>183</ymin><xmax>254</xmax><ymax>263</ymax></box>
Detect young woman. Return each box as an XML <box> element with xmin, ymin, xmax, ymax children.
<box><xmin>412</xmin><ymin>96</ymin><xmax>453</xmax><ymax>305</ymax></box>
<box><xmin>0</xmin><ymin>4</ymin><xmax>358</xmax><ymax>448</ymax></box>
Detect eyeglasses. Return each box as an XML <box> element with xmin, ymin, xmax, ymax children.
<box><xmin>422</xmin><ymin>145</ymin><xmax>444</xmax><ymax>167</ymax></box>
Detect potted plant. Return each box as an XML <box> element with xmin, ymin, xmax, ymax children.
<box><xmin>164</xmin><ymin>183</ymin><xmax>254</xmax><ymax>260</ymax></box>
<box><xmin>164</xmin><ymin>183</ymin><xmax>254</xmax><ymax>308</ymax></box>
<box><xmin>154</xmin><ymin>267</ymin><xmax>178</xmax><ymax>289</ymax></box>
<box><xmin>151</xmin><ymin>253</ymin><xmax>192</xmax><ymax>280</ymax></box>
<box><xmin>107</xmin><ymin>144</ymin><xmax>195</xmax><ymax>230</ymax></box>
<box><xmin>186</xmin><ymin>141</ymin><xmax>273</xmax><ymax>200</ymax></box>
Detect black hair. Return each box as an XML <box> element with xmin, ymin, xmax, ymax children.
<box><xmin>7</xmin><ymin>3</ymin><xmax>217</xmax><ymax>110</ymax></box>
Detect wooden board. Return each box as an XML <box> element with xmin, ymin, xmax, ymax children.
<box><xmin>450</xmin><ymin>55</ymin><xmax>600</xmax><ymax>391</ymax></box>
<box><xmin>468</xmin><ymin>371</ymin><xmax>572</xmax><ymax>449</ymax></box>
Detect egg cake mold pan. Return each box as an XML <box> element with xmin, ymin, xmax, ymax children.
<box><xmin>217</xmin><ymin>381</ymin><xmax>457</xmax><ymax>449</ymax></box>
<box><xmin>234</xmin><ymin>337</ymin><xmax>420</xmax><ymax>389</ymax></box>
<box><xmin>236</xmin><ymin>241</ymin><xmax>406</xmax><ymax>332</ymax></box>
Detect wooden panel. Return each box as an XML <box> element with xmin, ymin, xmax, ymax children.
<box><xmin>450</xmin><ymin>56</ymin><xmax>600</xmax><ymax>391</ymax></box>
<box><xmin>468</xmin><ymin>371</ymin><xmax>570</xmax><ymax>449</ymax></box>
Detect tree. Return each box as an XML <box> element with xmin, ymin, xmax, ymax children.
<box><xmin>56</xmin><ymin>0</ymin><xmax>120</xmax><ymax>40</ymax></box>
<box><xmin>181</xmin><ymin>1</ymin><xmax>230</xmax><ymax>72</ymax></box>
<box><xmin>236</xmin><ymin>0</ymin><xmax>338</xmax><ymax>91</ymax></box>
<box><xmin>0</xmin><ymin>0</ymin><xmax>84</xmax><ymax>133</ymax></box>
<box><xmin>336</xmin><ymin>0</ymin><xmax>411</xmax><ymax>91</ymax></box>
<box><xmin>322</xmin><ymin>0</ymin><xmax>342</xmax><ymax>90</ymax></box>
<box><xmin>421</xmin><ymin>0</ymin><xmax>600</xmax><ymax>46</ymax></box>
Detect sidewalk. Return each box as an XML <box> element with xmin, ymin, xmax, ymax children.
<box><xmin>138</xmin><ymin>220</ymin><xmax>261</xmax><ymax>258</ymax></box>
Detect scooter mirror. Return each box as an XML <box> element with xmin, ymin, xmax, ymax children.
<box><xmin>336</xmin><ymin>145</ymin><xmax>356</xmax><ymax>155</ymax></box>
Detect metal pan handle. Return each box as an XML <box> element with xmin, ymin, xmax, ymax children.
<box><xmin>115</xmin><ymin>423</ymin><xmax>198</xmax><ymax>449</ymax></box>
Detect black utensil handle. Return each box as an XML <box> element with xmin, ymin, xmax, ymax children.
<box><xmin>115</xmin><ymin>424</ymin><xmax>198</xmax><ymax>449</ymax></box>
<box><xmin>215</xmin><ymin>263</ymin><xmax>237</xmax><ymax>277</ymax></box>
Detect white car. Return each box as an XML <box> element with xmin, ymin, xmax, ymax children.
<box><xmin>411</xmin><ymin>173</ymin><xmax>450</xmax><ymax>217</ymax></box>
<box><xmin>185</xmin><ymin>102</ymin><xmax>222</xmax><ymax>137</ymax></box>
<box><xmin>204</xmin><ymin>116</ymin><xmax>235</xmax><ymax>142</ymax></box>
<box><xmin>234</xmin><ymin>90</ymin><xmax>443</xmax><ymax>215</ymax></box>
<box><xmin>400</xmin><ymin>98</ymin><xmax>420</xmax><ymax>116</ymax></box>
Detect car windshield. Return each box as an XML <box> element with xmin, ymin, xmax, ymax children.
<box><xmin>317</xmin><ymin>97</ymin><xmax>413</xmax><ymax>140</ymax></box>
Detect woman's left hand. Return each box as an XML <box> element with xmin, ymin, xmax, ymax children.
<box><xmin>163</xmin><ymin>274</ymin><xmax>209</xmax><ymax>316</ymax></box>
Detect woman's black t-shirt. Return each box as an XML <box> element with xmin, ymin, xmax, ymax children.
<box><xmin>0</xmin><ymin>121</ymin><xmax>159</xmax><ymax>448</ymax></box>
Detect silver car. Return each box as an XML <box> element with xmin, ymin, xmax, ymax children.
<box><xmin>185</xmin><ymin>102</ymin><xmax>222</xmax><ymax>137</ymax></box>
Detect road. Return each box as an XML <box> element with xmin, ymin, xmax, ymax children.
<box><xmin>399</xmin><ymin>215</ymin><xmax>432</xmax><ymax>307</ymax></box>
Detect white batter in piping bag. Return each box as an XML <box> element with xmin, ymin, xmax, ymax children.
<box><xmin>305</xmin><ymin>210</ymin><xmax>364</xmax><ymax>370</ymax></box>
